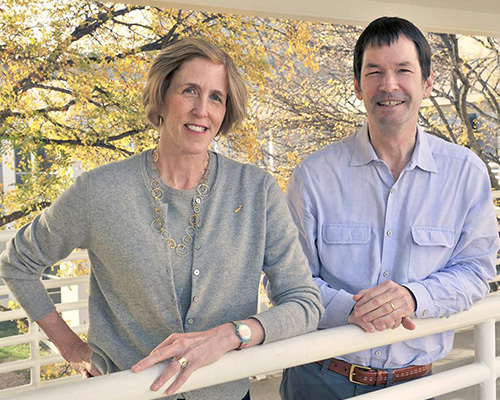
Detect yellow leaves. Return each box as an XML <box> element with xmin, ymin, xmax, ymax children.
<box><xmin>7</xmin><ymin>301</ymin><xmax>29</xmax><ymax>334</ymax></box>
<box><xmin>286</xmin><ymin>151</ymin><xmax>300</xmax><ymax>164</ymax></box>
<box><xmin>56</xmin><ymin>260</ymin><xmax>90</xmax><ymax>278</ymax></box>
<box><xmin>41</xmin><ymin>361</ymin><xmax>78</xmax><ymax>381</ymax></box>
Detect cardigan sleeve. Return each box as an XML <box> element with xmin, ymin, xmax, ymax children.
<box><xmin>0</xmin><ymin>173</ymin><xmax>91</xmax><ymax>321</ymax></box>
<box><xmin>251</xmin><ymin>176</ymin><xmax>323</xmax><ymax>343</ymax></box>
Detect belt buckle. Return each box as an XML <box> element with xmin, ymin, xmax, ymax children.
<box><xmin>348</xmin><ymin>364</ymin><xmax>372</xmax><ymax>385</ymax></box>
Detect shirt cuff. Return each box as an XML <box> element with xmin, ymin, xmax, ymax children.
<box><xmin>319</xmin><ymin>289</ymin><xmax>355</xmax><ymax>329</ymax></box>
<box><xmin>404</xmin><ymin>282</ymin><xmax>435</xmax><ymax>318</ymax></box>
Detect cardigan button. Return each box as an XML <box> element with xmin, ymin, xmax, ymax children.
<box><xmin>193</xmin><ymin>269</ymin><xmax>200</xmax><ymax>276</ymax></box>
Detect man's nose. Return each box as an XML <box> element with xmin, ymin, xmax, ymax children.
<box><xmin>379</xmin><ymin>72</ymin><xmax>399</xmax><ymax>93</ymax></box>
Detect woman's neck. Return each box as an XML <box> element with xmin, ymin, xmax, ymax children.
<box><xmin>154</xmin><ymin>146</ymin><xmax>210</xmax><ymax>190</ymax></box>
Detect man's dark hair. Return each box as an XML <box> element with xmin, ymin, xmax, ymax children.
<box><xmin>353</xmin><ymin>16</ymin><xmax>431</xmax><ymax>86</ymax></box>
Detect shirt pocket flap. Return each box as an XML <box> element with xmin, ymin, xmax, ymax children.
<box><xmin>323</xmin><ymin>224</ymin><xmax>371</xmax><ymax>245</ymax></box>
<box><xmin>411</xmin><ymin>227</ymin><xmax>454</xmax><ymax>248</ymax></box>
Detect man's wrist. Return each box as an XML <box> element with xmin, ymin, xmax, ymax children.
<box><xmin>403</xmin><ymin>285</ymin><xmax>417</xmax><ymax>312</ymax></box>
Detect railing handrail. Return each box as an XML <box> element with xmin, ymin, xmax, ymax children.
<box><xmin>1</xmin><ymin>294</ymin><xmax>499</xmax><ymax>400</ymax></box>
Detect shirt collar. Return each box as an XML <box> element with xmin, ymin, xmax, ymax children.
<box><xmin>350</xmin><ymin>123</ymin><xmax>378</xmax><ymax>166</ymax></box>
<box><xmin>409</xmin><ymin>125</ymin><xmax>438</xmax><ymax>173</ymax></box>
<box><xmin>350</xmin><ymin>123</ymin><xmax>438</xmax><ymax>174</ymax></box>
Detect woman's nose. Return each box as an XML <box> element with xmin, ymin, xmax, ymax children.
<box><xmin>192</xmin><ymin>98</ymin><xmax>209</xmax><ymax>117</ymax></box>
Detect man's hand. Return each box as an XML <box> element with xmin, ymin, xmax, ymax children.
<box><xmin>350</xmin><ymin>280</ymin><xmax>416</xmax><ymax>332</ymax></box>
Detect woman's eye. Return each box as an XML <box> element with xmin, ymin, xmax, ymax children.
<box><xmin>210</xmin><ymin>94</ymin><xmax>222</xmax><ymax>102</ymax></box>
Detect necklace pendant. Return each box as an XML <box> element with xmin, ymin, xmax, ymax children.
<box><xmin>151</xmin><ymin>218</ymin><xmax>165</xmax><ymax>231</ymax></box>
<box><xmin>176</xmin><ymin>244</ymin><xmax>189</xmax><ymax>257</ymax></box>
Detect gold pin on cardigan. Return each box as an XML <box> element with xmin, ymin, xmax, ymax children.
<box><xmin>234</xmin><ymin>205</ymin><xmax>242</xmax><ymax>213</ymax></box>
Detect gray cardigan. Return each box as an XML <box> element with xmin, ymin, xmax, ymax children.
<box><xmin>0</xmin><ymin>150</ymin><xmax>322</xmax><ymax>400</ymax></box>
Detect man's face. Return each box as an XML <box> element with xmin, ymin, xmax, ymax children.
<box><xmin>354</xmin><ymin>36</ymin><xmax>433</xmax><ymax>133</ymax></box>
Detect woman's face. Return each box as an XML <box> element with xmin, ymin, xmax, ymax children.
<box><xmin>160</xmin><ymin>57</ymin><xmax>228</xmax><ymax>157</ymax></box>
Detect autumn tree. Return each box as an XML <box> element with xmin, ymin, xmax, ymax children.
<box><xmin>2</xmin><ymin>0</ymin><xmax>499</xmax><ymax>227</ymax></box>
<box><xmin>420</xmin><ymin>33</ymin><xmax>500</xmax><ymax>188</ymax></box>
<box><xmin>0</xmin><ymin>0</ymin><xmax>320</xmax><ymax>227</ymax></box>
<box><xmin>253</xmin><ymin>25</ymin><xmax>500</xmax><ymax>189</ymax></box>
<box><xmin>249</xmin><ymin>23</ymin><xmax>364</xmax><ymax>186</ymax></box>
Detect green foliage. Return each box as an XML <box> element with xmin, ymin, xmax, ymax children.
<box><xmin>0</xmin><ymin>343</ymin><xmax>30</xmax><ymax>363</ymax></box>
<box><xmin>0</xmin><ymin>321</ymin><xmax>30</xmax><ymax>364</ymax></box>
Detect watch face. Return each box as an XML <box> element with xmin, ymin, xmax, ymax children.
<box><xmin>238</xmin><ymin>324</ymin><xmax>252</xmax><ymax>341</ymax></box>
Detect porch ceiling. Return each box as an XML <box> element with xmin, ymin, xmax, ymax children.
<box><xmin>113</xmin><ymin>0</ymin><xmax>500</xmax><ymax>37</ymax></box>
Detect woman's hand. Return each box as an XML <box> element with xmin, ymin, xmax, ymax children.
<box><xmin>64</xmin><ymin>340</ymin><xmax>101</xmax><ymax>378</ymax></box>
<box><xmin>36</xmin><ymin>310</ymin><xmax>101</xmax><ymax>379</ymax></box>
<box><xmin>132</xmin><ymin>319</ymin><xmax>264</xmax><ymax>396</ymax></box>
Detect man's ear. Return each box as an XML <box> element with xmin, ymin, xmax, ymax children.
<box><xmin>423</xmin><ymin>70</ymin><xmax>434</xmax><ymax>97</ymax></box>
<box><xmin>354</xmin><ymin>75</ymin><xmax>363</xmax><ymax>100</ymax></box>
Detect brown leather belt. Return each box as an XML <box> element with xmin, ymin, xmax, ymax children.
<box><xmin>316</xmin><ymin>358</ymin><xmax>431</xmax><ymax>386</ymax></box>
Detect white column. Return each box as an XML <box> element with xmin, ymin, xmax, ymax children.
<box><xmin>475</xmin><ymin>318</ymin><xmax>496</xmax><ymax>400</ymax></box>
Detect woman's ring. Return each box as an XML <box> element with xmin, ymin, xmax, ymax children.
<box><xmin>176</xmin><ymin>356</ymin><xmax>188</xmax><ymax>369</ymax></box>
<box><xmin>389</xmin><ymin>302</ymin><xmax>396</xmax><ymax>311</ymax></box>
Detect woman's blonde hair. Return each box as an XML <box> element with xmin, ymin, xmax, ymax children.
<box><xmin>142</xmin><ymin>37</ymin><xmax>247</xmax><ymax>135</ymax></box>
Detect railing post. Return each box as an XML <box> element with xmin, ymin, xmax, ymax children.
<box><xmin>30</xmin><ymin>320</ymin><xmax>41</xmax><ymax>389</ymax></box>
<box><xmin>475</xmin><ymin>318</ymin><xmax>496</xmax><ymax>400</ymax></box>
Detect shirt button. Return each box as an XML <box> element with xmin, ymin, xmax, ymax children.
<box><xmin>375</xmin><ymin>351</ymin><xmax>381</xmax><ymax>356</ymax></box>
<box><xmin>193</xmin><ymin>269</ymin><xmax>200</xmax><ymax>276</ymax></box>
<box><xmin>423</xmin><ymin>310</ymin><xmax>428</xmax><ymax>317</ymax></box>
<box><xmin>187</xmin><ymin>318</ymin><xmax>194</xmax><ymax>324</ymax></box>
<box><xmin>390</xmin><ymin>187</ymin><xmax>395</xmax><ymax>194</ymax></box>
<box><xmin>383</xmin><ymin>271</ymin><xmax>389</xmax><ymax>278</ymax></box>
<box><xmin>386</xmin><ymin>230</ymin><xmax>393</xmax><ymax>237</ymax></box>
<box><xmin>192</xmin><ymin>296</ymin><xmax>198</xmax><ymax>302</ymax></box>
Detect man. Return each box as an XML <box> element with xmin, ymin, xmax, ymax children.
<box><xmin>281</xmin><ymin>16</ymin><xmax>498</xmax><ymax>399</ymax></box>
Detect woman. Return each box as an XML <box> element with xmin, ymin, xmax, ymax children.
<box><xmin>0</xmin><ymin>38</ymin><xmax>322</xmax><ymax>399</ymax></box>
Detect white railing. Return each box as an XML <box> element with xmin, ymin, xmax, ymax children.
<box><xmin>0</xmin><ymin>229</ymin><xmax>90</xmax><ymax>396</ymax></box>
<box><xmin>0</xmin><ymin>275</ymin><xmax>90</xmax><ymax>396</ymax></box>
<box><xmin>0</xmin><ymin>294</ymin><xmax>498</xmax><ymax>400</ymax></box>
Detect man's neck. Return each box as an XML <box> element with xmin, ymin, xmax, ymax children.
<box><xmin>368</xmin><ymin>124</ymin><xmax>418</xmax><ymax>181</ymax></box>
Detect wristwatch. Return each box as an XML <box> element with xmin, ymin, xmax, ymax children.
<box><xmin>232</xmin><ymin>321</ymin><xmax>252</xmax><ymax>350</ymax></box>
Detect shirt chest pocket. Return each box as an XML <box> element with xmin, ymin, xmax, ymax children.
<box><xmin>408</xmin><ymin>226</ymin><xmax>455</xmax><ymax>280</ymax></box>
<box><xmin>320</xmin><ymin>224</ymin><xmax>371</xmax><ymax>286</ymax></box>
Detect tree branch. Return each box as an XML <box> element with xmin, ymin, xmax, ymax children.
<box><xmin>0</xmin><ymin>202</ymin><xmax>52</xmax><ymax>227</ymax></box>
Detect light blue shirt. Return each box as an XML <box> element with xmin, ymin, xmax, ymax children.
<box><xmin>286</xmin><ymin>123</ymin><xmax>498</xmax><ymax>368</ymax></box>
